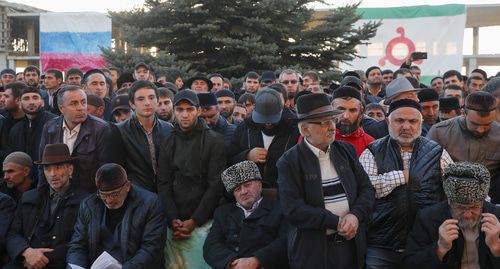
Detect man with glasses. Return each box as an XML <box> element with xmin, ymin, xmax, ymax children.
<box><xmin>5</xmin><ymin>144</ymin><xmax>88</xmax><ymax>269</ymax></box>
<box><xmin>359</xmin><ymin>99</ymin><xmax>453</xmax><ymax>268</ymax></box>
<box><xmin>403</xmin><ymin>162</ymin><xmax>500</xmax><ymax>268</ymax></box>
<box><xmin>279</xmin><ymin>69</ymin><xmax>301</xmax><ymax>108</ymax></box>
<box><xmin>67</xmin><ymin>163</ymin><xmax>166</xmax><ymax>268</ymax></box>
<box><xmin>277</xmin><ymin>93</ymin><xmax>374</xmax><ymax>269</ymax></box>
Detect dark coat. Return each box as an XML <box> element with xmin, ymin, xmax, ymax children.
<box><xmin>6</xmin><ymin>183</ymin><xmax>88</xmax><ymax>268</ymax></box>
<box><xmin>38</xmin><ymin>115</ymin><xmax>111</xmax><ymax>193</ymax></box>
<box><xmin>212</xmin><ymin>115</ymin><xmax>236</xmax><ymax>147</ymax></box>
<box><xmin>0</xmin><ymin>192</ymin><xmax>15</xmax><ymax>259</ymax></box>
<box><xmin>402</xmin><ymin>201</ymin><xmax>500</xmax><ymax>269</ymax></box>
<box><xmin>277</xmin><ymin>140</ymin><xmax>375</xmax><ymax>269</ymax></box>
<box><xmin>8</xmin><ymin>110</ymin><xmax>57</xmax><ymax>161</ymax></box>
<box><xmin>203</xmin><ymin>197</ymin><xmax>289</xmax><ymax>269</ymax></box>
<box><xmin>229</xmin><ymin>114</ymin><xmax>299</xmax><ymax>188</ymax></box>
<box><xmin>157</xmin><ymin>119</ymin><xmax>226</xmax><ymax>226</ymax></box>
<box><xmin>361</xmin><ymin>115</ymin><xmax>388</xmax><ymax>139</ymax></box>
<box><xmin>117</xmin><ymin>114</ymin><xmax>173</xmax><ymax>192</ymax></box>
<box><xmin>66</xmin><ymin>186</ymin><xmax>167</xmax><ymax>269</ymax></box>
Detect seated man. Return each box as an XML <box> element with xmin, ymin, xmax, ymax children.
<box><xmin>403</xmin><ymin>162</ymin><xmax>500</xmax><ymax>268</ymax></box>
<box><xmin>5</xmin><ymin>144</ymin><xmax>88</xmax><ymax>269</ymax></box>
<box><xmin>204</xmin><ymin>161</ymin><xmax>288</xmax><ymax>269</ymax></box>
<box><xmin>67</xmin><ymin>163</ymin><xmax>167</xmax><ymax>268</ymax></box>
<box><xmin>1</xmin><ymin>152</ymin><xmax>36</xmax><ymax>202</ymax></box>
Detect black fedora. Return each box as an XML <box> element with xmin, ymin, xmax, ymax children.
<box><xmin>184</xmin><ymin>73</ymin><xmax>213</xmax><ymax>90</ymax></box>
<box><xmin>295</xmin><ymin>93</ymin><xmax>341</xmax><ymax>121</ymax></box>
<box><xmin>35</xmin><ymin>144</ymin><xmax>76</xmax><ymax>165</ymax></box>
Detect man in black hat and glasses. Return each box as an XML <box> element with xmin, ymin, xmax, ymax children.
<box><xmin>277</xmin><ymin>93</ymin><xmax>375</xmax><ymax>269</ymax></box>
<box><xmin>5</xmin><ymin>144</ymin><xmax>88</xmax><ymax>269</ymax></box>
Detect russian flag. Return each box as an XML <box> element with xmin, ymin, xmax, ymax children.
<box><xmin>40</xmin><ymin>12</ymin><xmax>112</xmax><ymax>72</ymax></box>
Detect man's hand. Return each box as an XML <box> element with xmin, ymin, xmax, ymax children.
<box><xmin>338</xmin><ymin>213</ymin><xmax>359</xmax><ymax>240</ymax></box>
<box><xmin>246</xmin><ymin>148</ymin><xmax>268</xmax><ymax>164</ymax></box>
<box><xmin>22</xmin><ymin>247</ymin><xmax>53</xmax><ymax>269</ymax></box>
<box><xmin>405</xmin><ymin>54</ymin><xmax>414</xmax><ymax>65</ymax></box>
<box><xmin>171</xmin><ymin>219</ymin><xmax>191</xmax><ymax>241</ymax></box>
<box><xmin>481</xmin><ymin>213</ymin><xmax>500</xmax><ymax>256</ymax></box>
<box><xmin>230</xmin><ymin>257</ymin><xmax>261</xmax><ymax>269</ymax></box>
<box><xmin>437</xmin><ymin>219</ymin><xmax>459</xmax><ymax>261</ymax></box>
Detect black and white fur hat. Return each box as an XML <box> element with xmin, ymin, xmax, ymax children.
<box><xmin>221</xmin><ymin>161</ymin><xmax>262</xmax><ymax>193</ymax></box>
<box><xmin>443</xmin><ymin>162</ymin><xmax>490</xmax><ymax>204</ymax></box>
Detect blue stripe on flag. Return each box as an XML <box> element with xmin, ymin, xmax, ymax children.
<box><xmin>40</xmin><ymin>31</ymin><xmax>112</xmax><ymax>54</ymax></box>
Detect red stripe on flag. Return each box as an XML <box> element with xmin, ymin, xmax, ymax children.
<box><xmin>40</xmin><ymin>53</ymin><xmax>107</xmax><ymax>72</ymax></box>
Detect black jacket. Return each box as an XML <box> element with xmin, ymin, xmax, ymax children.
<box><xmin>203</xmin><ymin>197</ymin><xmax>289</xmax><ymax>269</ymax></box>
<box><xmin>66</xmin><ymin>186</ymin><xmax>167</xmax><ymax>269</ymax></box>
<box><xmin>8</xmin><ymin>110</ymin><xmax>57</xmax><ymax>161</ymax></box>
<box><xmin>403</xmin><ymin>201</ymin><xmax>500</xmax><ymax>269</ymax></box>
<box><xmin>38</xmin><ymin>115</ymin><xmax>111</xmax><ymax>193</ymax></box>
<box><xmin>0</xmin><ymin>192</ymin><xmax>15</xmax><ymax>260</ymax></box>
<box><xmin>229</xmin><ymin>114</ymin><xmax>299</xmax><ymax>188</ymax></box>
<box><xmin>367</xmin><ymin>136</ymin><xmax>445</xmax><ymax>250</ymax></box>
<box><xmin>277</xmin><ymin>140</ymin><xmax>375</xmax><ymax>269</ymax></box>
<box><xmin>212</xmin><ymin>115</ymin><xmax>236</xmax><ymax>147</ymax></box>
<box><xmin>157</xmin><ymin>118</ymin><xmax>226</xmax><ymax>226</ymax></box>
<box><xmin>6</xmin><ymin>183</ymin><xmax>88</xmax><ymax>268</ymax></box>
<box><xmin>117</xmin><ymin>114</ymin><xmax>173</xmax><ymax>192</ymax></box>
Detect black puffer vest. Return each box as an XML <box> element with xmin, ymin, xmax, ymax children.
<box><xmin>367</xmin><ymin>136</ymin><xmax>444</xmax><ymax>250</ymax></box>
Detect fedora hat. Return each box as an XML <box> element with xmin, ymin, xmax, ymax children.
<box><xmin>184</xmin><ymin>73</ymin><xmax>213</xmax><ymax>90</ymax></box>
<box><xmin>295</xmin><ymin>93</ymin><xmax>341</xmax><ymax>121</ymax></box>
<box><xmin>35</xmin><ymin>144</ymin><xmax>76</xmax><ymax>165</ymax></box>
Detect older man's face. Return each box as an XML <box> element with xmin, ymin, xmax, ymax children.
<box><xmin>449</xmin><ymin>201</ymin><xmax>482</xmax><ymax>230</ymax></box>
<box><xmin>43</xmin><ymin>163</ymin><xmax>73</xmax><ymax>192</ymax></box>
<box><xmin>233</xmin><ymin>180</ymin><xmax>262</xmax><ymax>209</ymax></box>
<box><xmin>388</xmin><ymin>107</ymin><xmax>422</xmax><ymax>148</ymax></box>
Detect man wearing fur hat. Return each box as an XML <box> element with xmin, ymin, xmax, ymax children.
<box><xmin>203</xmin><ymin>161</ymin><xmax>288</xmax><ymax>269</ymax></box>
<box><xmin>403</xmin><ymin>162</ymin><xmax>500</xmax><ymax>268</ymax></box>
<box><xmin>277</xmin><ymin>93</ymin><xmax>374</xmax><ymax>269</ymax></box>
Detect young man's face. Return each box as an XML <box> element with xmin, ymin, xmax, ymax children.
<box><xmin>245</xmin><ymin>77</ymin><xmax>260</xmax><ymax>94</ymax></box>
<box><xmin>1</xmin><ymin>89</ymin><xmax>20</xmax><ymax>111</ymax></box>
<box><xmin>444</xmin><ymin>75</ymin><xmax>463</xmax><ymax>88</ymax></box>
<box><xmin>366</xmin><ymin>108</ymin><xmax>385</xmax><ymax>122</ymax></box>
<box><xmin>134</xmin><ymin>67</ymin><xmax>150</xmax><ymax>81</ymax></box>
<box><xmin>67</xmin><ymin>74</ymin><xmax>82</xmax><ymax>86</ymax></box>
<box><xmin>131</xmin><ymin>87</ymin><xmax>158</xmax><ymax>119</ymax></box>
<box><xmin>24</xmin><ymin>71</ymin><xmax>39</xmax><ymax>87</ymax></box>
<box><xmin>157</xmin><ymin>96</ymin><xmax>173</xmax><ymax>121</ymax></box>
<box><xmin>1</xmin><ymin>73</ymin><xmax>15</xmax><ymax>86</ymax></box>
<box><xmin>44</xmin><ymin>72</ymin><xmax>61</xmax><ymax>90</ymax></box>
<box><xmin>382</xmin><ymin>72</ymin><xmax>393</xmax><ymax>85</ymax></box>
<box><xmin>174</xmin><ymin>101</ymin><xmax>200</xmax><ymax>131</ymax></box>
<box><xmin>21</xmin><ymin>92</ymin><xmax>44</xmax><ymax>114</ymax></box>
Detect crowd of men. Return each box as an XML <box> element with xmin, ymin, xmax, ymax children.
<box><xmin>0</xmin><ymin>57</ymin><xmax>499</xmax><ymax>269</ymax></box>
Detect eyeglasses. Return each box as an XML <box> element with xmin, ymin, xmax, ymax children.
<box><xmin>450</xmin><ymin>202</ymin><xmax>482</xmax><ymax>213</ymax></box>
<box><xmin>281</xmin><ymin>80</ymin><xmax>298</xmax><ymax>85</ymax></box>
<box><xmin>306</xmin><ymin>118</ymin><xmax>338</xmax><ymax>126</ymax></box>
<box><xmin>98</xmin><ymin>183</ymin><xmax>127</xmax><ymax>200</ymax></box>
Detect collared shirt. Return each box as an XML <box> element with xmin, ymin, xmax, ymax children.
<box><xmin>63</xmin><ymin>120</ymin><xmax>81</xmax><ymax>154</ymax></box>
<box><xmin>137</xmin><ymin>116</ymin><xmax>157</xmax><ymax>176</ymax></box>
<box><xmin>461</xmin><ymin>226</ymin><xmax>480</xmax><ymax>269</ymax></box>
<box><xmin>236</xmin><ymin>196</ymin><xmax>263</xmax><ymax>218</ymax></box>
<box><xmin>49</xmin><ymin>184</ymin><xmax>70</xmax><ymax>215</ymax></box>
<box><xmin>359</xmin><ymin>147</ymin><xmax>454</xmax><ymax>199</ymax></box>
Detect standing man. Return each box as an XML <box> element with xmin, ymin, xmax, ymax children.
<box><xmin>156</xmin><ymin>87</ymin><xmax>175</xmax><ymax>122</ymax></box>
<box><xmin>199</xmin><ymin>92</ymin><xmax>236</xmax><ymax>147</ymax></box>
<box><xmin>366</xmin><ymin>66</ymin><xmax>385</xmax><ymax>98</ymax></box>
<box><xmin>83</xmin><ymin>69</ymin><xmax>112</xmax><ymax>121</ymax></box>
<box><xmin>65</xmin><ymin>68</ymin><xmax>83</xmax><ymax>86</ymax></box>
<box><xmin>133</xmin><ymin>62</ymin><xmax>151</xmax><ymax>81</ymax></box>
<box><xmin>185</xmin><ymin>73</ymin><xmax>212</xmax><ymax>93</ymax></box>
<box><xmin>431</xmin><ymin>76</ymin><xmax>444</xmax><ymax>95</ymax></box>
<box><xmin>1</xmin><ymin>83</ymin><xmax>26</xmax><ymax>134</ymax></box>
<box><xmin>243</xmin><ymin>72</ymin><xmax>260</xmax><ymax>95</ymax></box>
<box><xmin>157</xmin><ymin>90</ymin><xmax>226</xmax><ymax>268</ymax></box>
<box><xmin>277</xmin><ymin>93</ymin><xmax>375</xmax><ymax>269</ymax></box>
<box><xmin>403</xmin><ymin>162</ymin><xmax>500</xmax><ymax>269</ymax></box>
<box><xmin>279</xmin><ymin>70</ymin><xmax>300</xmax><ymax>108</ymax></box>
<box><xmin>5</xmin><ymin>144</ymin><xmax>88</xmax><ymax>269</ymax></box>
<box><xmin>216</xmin><ymin>89</ymin><xmax>238</xmax><ymax>124</ymax></box>
<box><xmin>39</xmin><ymin>85</ymin><xmax>111</xmax><ymax>193</ymax></box>
<box><xmin>359</xmin><ymin>99</ymin><xmax>453</xmax><ymax>268</ymax></box>
<box><xmin>438</xmin><ymin>96</ymin><xmax>462</xmax><ymax>121</ymax></box>
<box><xmin>0</xmin><ymin>68</ymin><xmax>16</xmax><ymax>91</ymax></box>
<box><xmin>117</xmin><ymin>80</ymin><xmax>173</xmax><ymax>192</ymax></box>
<box><xmin>22</xmin><ymin>66</ymin><xmax>40</xmax><ymax>89</ymax></box>
<box><xmin>417</xmin><ymin>88</ymin><xmax>440</xmax><ymax>136</ymax></box>
<box><xmin>208</xmin><ymin>73</ymin><xmax>225</xmax><ymax>92</ymax></box>
<box><xmin>382</xmin><ymin>69</ymin><xmax>394</xmax><ymax>86</ymax></box>
<box><xmin>427</xmin><ymin>91</ymin><xmax>500</xmax><ymax>203</ymax></box>
<box><xmin>443</xmin><ymin>70</ymin><xmax>464</xmax><ymax>88</ymax></box>
<box><xmin>67</xmin><ymin>163</ymin><xmax>167</xmax><ymax>268</ymax></box>
<box><xmin>44</xmin><ymin>69</ymin><xmax>63</xmax><ymax>110</ymax></box>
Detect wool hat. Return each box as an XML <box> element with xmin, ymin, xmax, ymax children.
<box><xmin>439</xmin><ymin>96</ymin><xmax>460</xmax><ymax>111</ymax></box>
<box><xmin>221</xmin><ymin>161</ymin><xmax>262</xmax><ymax>193</ymax></box>
<box><xmin>185</xmin><ymin>73</ymin><xmax>213</xmax><ymax>90</ymax></box>
<box><xmin>66</xmin><ymin>68</ymin><xmax>83</xmax><ymax>78</ymax></box>
<box><xmin>95</xmin><ymin>163</ymin><xmax>129</xmax><ymax>192</ymax></box>
<box><xmin>1</xmin><ymin>68</ymin><xmax>16</xmax><ymax>76</ymax></box>
<box><xmin>443</xmin><ymin>162</ymin><xmax>490</xmax><ymax>204</ymax></box>
<box><xmin>87</xmin><ymin>94</ymin><xmax>105</xmax><ymax>108</ymax></box>
<box><xmin>388</xmin><ymin>99</ymin><xmax>422</xmax><ymax>115</ymax></box>
<box><xmin>174</xmin><ymin>89</ymin><xmax>199</xmax><ymax>106</ymax></box>
<box><xmin>332</xmin><ymin>86</ymin><xmax>362</xmax><ymax>102</ymax></box>
<box><xmin>342</xmin><ymin>71</ymin><xmax>360</xmax><ymax>79</ymax></box>
<box><xmin>111</xmin><ymin>95</ymin><xmax>131</xmax><ymax>113</ymax></box>
<box><xmin>215</xmin><ymin>89</ymin><xmax>235</xmax><ymax>100</ymax></box>
<box><xmin>384</xmin><ymin>77</ymin><xmax>417</xmax><ymax>105</ymax></box>
<box><xmin>117</xmin><ymin>73</ymin><xmax>134</xmax><ymax>88</ymax></box>
<box><xmin>252</xmin><ymin>88</ymin><xmax>282</xmax><ymax>124</ymax></box>
<box><xmin>418</xmin><ymin>88</ymin><xmax>439</xmax><ymax>103</ymax></box>
<box><xmin>35</xmin><ymin>144</ymin><xmax>76</xmax><ymax>165</ymax></box>
<box><xmin>295</xmin><ymin>93</ymin><xmax>341</xmax><ymax>121</ymax></box>
<box><xmin>260</xmin><ymin>71</ymin><xmax>276</xmax><ymax>83</ymax></box>
<box><xmin>464</xmin><ymin>91</ymin><xmax>497</xmax><ymax>113</ymax></box>
<box><xmin>198</xmin><ymin>92</ymin><xmax>218</xmax><ymax>107</ymax></box>
<box><xmin>3</xmin><ymin>151</ymin><xmax>33</xmax><ymax>169</ymax></box>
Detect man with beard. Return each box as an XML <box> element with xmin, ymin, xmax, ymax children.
<box><xmin>332</xmin><ymin>86</ymin><xmax>374</xmax><ymax>157</ymax></box>
<box><xmin>365</xmin><ymin>66</ymin><xmax>385</xmax><ymax>99</ymax></box>
<box><xmin>359</xmin><ymin>99</ymin><xmax>453</xmax><ymax>268</ymax></box>
<box><xmin>22</xmin><ymin>66</ymin><xmax>40</xmax><ymax>89</ymax></box>
<box><xmin>8</xmin><ymin>87</ymin><xmax>56</xmax><ymax>161</ymax></box>
<box><xmin>1</xmin><ymin>83</ymin><xmax>25</xmax><ymax>133</ymax></box>
<box><xmin>199</xmin><ymin>92</ymin><xmax>236</xmax><ymax>147</ymax></box>
<box><xmin>216</xmin><ymin>89</ymin><xmax>238</xmax><ymax>124</ymax></box>
<box><xmin>417</xmin><ymin>88</ymin><xmax>440</xmax><ymax>136</ymax></box>
<box><xmin>0</xmin><ymin>68</ymin><xmax>16</xmax><ymax>91</ymax></box>
<box><xmin>427</xmin><ymin>91</ymin><xmax>500</xmax><ymax>203</ymax></box>
<box><xmin>156</xmin><ymin>88</ymin><xmax>174</xmax><ymax>122</ymax></box>
<box><xmin>1</xmin><ymin>152</ymin><xmax>36</xmax><ymax>202</ymax></box>
<box><xmin>403</xmin><ymin>162</ymin><xmax>500</xmax><ymax>269</ymax></box>
<box><xmin>229</xmin><ymin>88</ymin><xmax>299</xmax><ymax>188</ymax></box>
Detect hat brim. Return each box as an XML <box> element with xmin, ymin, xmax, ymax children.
<box><xmin>383</xmin><ymin>88</ymin><xmax>422</xmax><ymax>105</ymax></box>
<box><xmin>252</xmin><ymin>110</ymin><xmax>282</xmax><ymax>124</ymax></box>
<box><xmin>292</xmin><ymin>110</ymin><xmax>343</xmax><ymax>122</ymax></box>
<box><xmin>185</xmin><ymin>77</ymin><xmax>213</xmax><ymax>90</ymax></box>
<box><xmin>34</xmin><ymin>157</ymin><xmax>76</xmax><ymax>166</ymax></box>
<box><xmin>112</xmin><ymin>105</ymin><xmax>132</xmax><ymax>113</ymax></box>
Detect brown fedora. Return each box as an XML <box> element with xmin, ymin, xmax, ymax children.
<box><xmin>35</xmin><ymin>144</ymin><xmax>76</xmax><ymax>165</ymax></box>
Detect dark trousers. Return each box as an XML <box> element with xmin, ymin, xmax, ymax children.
<box><xmin>327</xmin><ymin>235</ymin><xmax>358</xmax><ymax>269</ymax></box>
<box><xmin>365</xmin><ymin>246</ymin><xmax>403</xmax><ymax>269</ymax></box>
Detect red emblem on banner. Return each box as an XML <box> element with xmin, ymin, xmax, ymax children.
<box><xmin>379</xmin><ymin>27</ymin><xmax>423</xmax><ymax>66</ymax></box>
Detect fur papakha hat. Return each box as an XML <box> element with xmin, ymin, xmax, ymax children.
<box><xmin>221</xmin><ymin>161</ymin><xmax>262</xmax><ymax>193</ymax></box>
<box><xmin>443</xmin><ymin>162</ymin><xmax>490</xmax><ymax>204</ymax></box>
